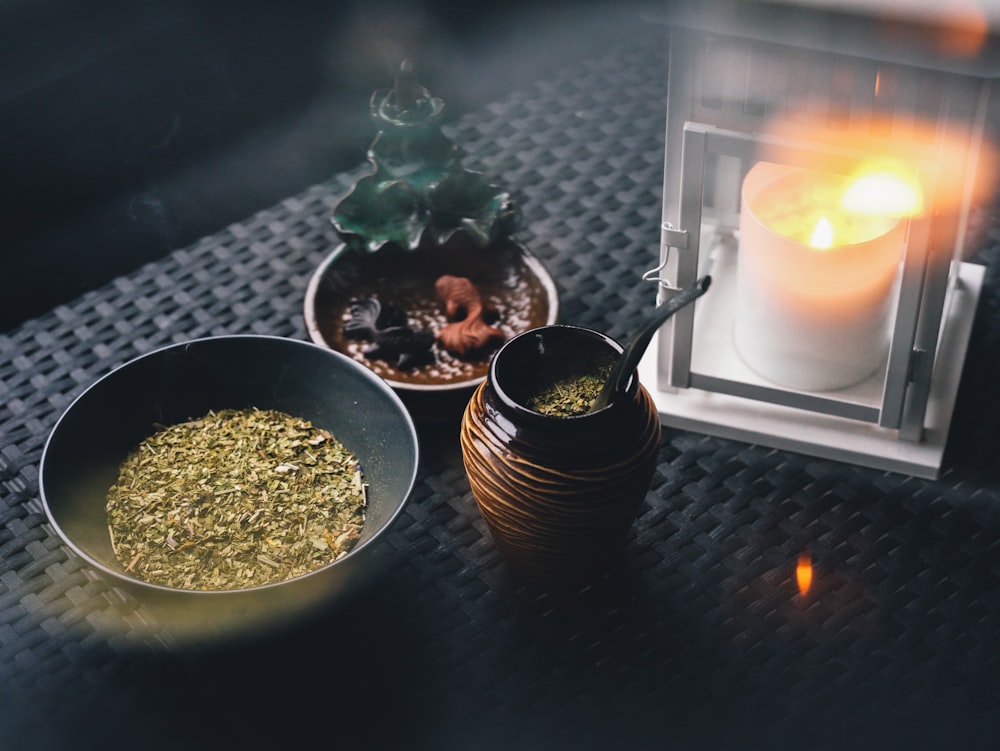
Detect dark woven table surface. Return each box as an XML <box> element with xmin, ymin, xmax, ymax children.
<box><xmin>4</xmin><ymin>16</ymin><xmax>1000</xmax><ymax>751</ymax></box>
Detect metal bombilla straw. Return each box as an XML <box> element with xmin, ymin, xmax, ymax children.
<box><xmin>590</xmin><ymin>275</ymin><xmax>712</xmax><ymax>412</ymax></box>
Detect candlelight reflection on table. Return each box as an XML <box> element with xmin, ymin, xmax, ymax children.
<box><xmin>727</xmin><ymin>549</ymin><xmax>883</xmax><ymax>643</ymax></box>
<box><xmin>796</xmin><ymin>552</ymin><xmax>813</xmax><ymax>597</ymax></box>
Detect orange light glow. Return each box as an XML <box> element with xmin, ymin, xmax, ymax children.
<box><xmin>869</xmin><ymin>0</ymin><xmax>990</xmax><ymax>57</ymax></box>
<box><xmin>934</xmin><ymin>3</ymin><xmax>990</xmax><ymax>57</ymax></box>
<box><xmin>755</xmin><ymin>113</ymin><xmax>997</xmax><ymax>220</ymax></box>
<box><xmin>796</xmin><ymin>554</ymin><xmax>813</xmax><ymax>596</ymax></box>
<box><xmin>809</xmin><ymin>216</ymin><xmax>834</xmax><ymax>248</ymax></box>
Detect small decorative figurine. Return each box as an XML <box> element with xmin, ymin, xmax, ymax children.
<box><xmin>331</xmin><ymin>59</ymin><xmax>520</xmax><ymax>253</ymax></box>
<box><xmin>342</xmin><ymin>298</ymin><xmax>435</xmax><ymax>370</ymax></box>
<box><xmin>434</xmin><ymin>275</ymin><xmax>505</xmax><ymax>357</ymax></box>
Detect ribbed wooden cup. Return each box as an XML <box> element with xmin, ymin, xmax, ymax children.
<box><xmin>460</xmin><ymin>325</ymin><xmax>661</xmax><ymax>583</ymax></box>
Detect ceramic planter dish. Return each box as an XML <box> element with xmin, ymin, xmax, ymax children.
<box><xmin>304</xmin><ymin>235</ymin><xmax>559</xmax><ymax>420</ymax></box>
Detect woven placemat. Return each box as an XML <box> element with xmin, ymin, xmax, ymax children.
<box><xmin>2</xmin><ymin>14</ymin><xmax>1000</xmax><ymax>751</ymax></box>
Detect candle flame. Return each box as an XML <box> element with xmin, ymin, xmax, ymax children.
<box><xmin>796</xmin><ymin>554</ymin><xmax>813</xmax><ymax>596</ymax></box>
<box><xmin>756</xmin><ymin>112</ymin><xmax>996</xmax><ymax>221</ymax></box>
<box><xmin>809</xmin><ymin>217</ymin><xmax>834</xmax><ymax>249</ymax></box>
<box><xmin>841</xmin><ymin>168</ymin><xmax>924</xmax><ymax>217</ymax></box>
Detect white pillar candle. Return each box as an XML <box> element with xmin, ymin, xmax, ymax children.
<box><xmin>734</xmin><ymin>161</ymin><xmax>906</xmax><ymax>391</ymax></box>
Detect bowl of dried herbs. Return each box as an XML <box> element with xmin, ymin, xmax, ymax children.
<box><xmin>39</xmin><ymin>334</ymin><xmax>420</xmax><ymax>643</ymax></box>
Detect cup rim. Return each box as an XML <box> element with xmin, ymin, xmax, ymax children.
<box><xmin>487</xmin><ymin>324</ymin><xmax>633</xmax><ymax>422</ymax></box>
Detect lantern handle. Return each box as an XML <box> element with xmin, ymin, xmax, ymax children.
<box><xmin>641</xmin><ymin>249</ymin><xmax>672</xmax><ymax>285</ymax></box>
<box><xmin>643</xmin><ymin>221</ymin><xmax>689</xmax><ymax>288</ymax></box>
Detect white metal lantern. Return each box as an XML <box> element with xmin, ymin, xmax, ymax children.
<box><xmin>640</xmin><ymin>1</ymin><xmax>999</xmax><ymax>478</ymax></box>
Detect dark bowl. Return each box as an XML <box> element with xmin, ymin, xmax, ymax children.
<box><xmin>39</xmin><ymin>335</ymin><xmax>419</xmax><ymax>644</ymax></box>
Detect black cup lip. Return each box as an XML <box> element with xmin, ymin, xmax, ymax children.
<box><xmin>487</xmin><ymin>324</ymin><xmax>633</xmax><ymax>424</ymax></box>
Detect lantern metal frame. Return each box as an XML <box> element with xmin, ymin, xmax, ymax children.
<box><xmin>640</xmin><ymin>2</ymin><xmax>997</xmax><ymax>478</ymax></box>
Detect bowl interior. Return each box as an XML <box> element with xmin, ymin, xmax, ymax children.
<box><xmin>40</xmin><ymin>335</ymin><xmax>419</xmax><ymax>594</ymax></box>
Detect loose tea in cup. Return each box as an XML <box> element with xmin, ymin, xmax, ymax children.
<box><xmin>526</xmin><ymin>368</ymin><xmax>611</xmax><ymax>417</ymax></box>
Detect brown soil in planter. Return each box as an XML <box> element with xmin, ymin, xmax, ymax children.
<box><xmin>309</xmin><ymin>236</ymin><xmax>556</xmax><ymax>388</ymax></box>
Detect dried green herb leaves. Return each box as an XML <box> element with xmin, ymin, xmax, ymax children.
<box><xmin>105</xmin><ymin>408</ymin><xmax>367</xmax><ymax>591</ymax></box>
<box><xmin>526</xmin><ymin>370</ymin><xmax>609</xmax><ymax>417</ymax></box>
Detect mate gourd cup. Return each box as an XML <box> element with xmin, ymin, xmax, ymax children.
<box><xmin>460</xmin><ymin>325</ymin><xmax>661</xmax><ymax>582</ymax></box>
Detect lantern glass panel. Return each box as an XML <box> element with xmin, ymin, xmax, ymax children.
<box><xmin>678</xmin><ymin>130</ymin><xmax>911</xmax><ymax>424</ymax></box>
<box><xmin>644</xmin><ymin>3</ymin><xmax>997</xmax><ymax>477</ymax></box>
